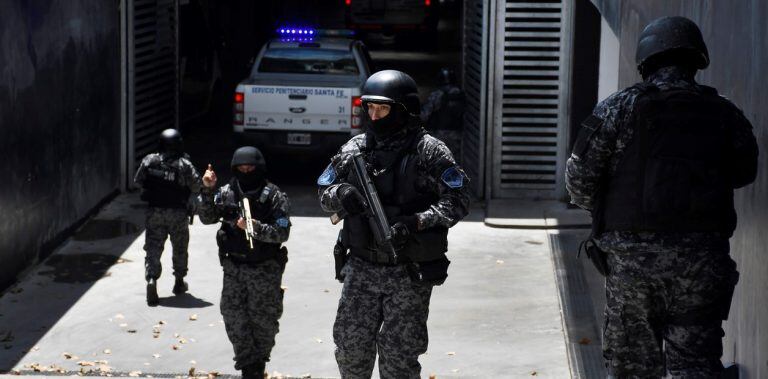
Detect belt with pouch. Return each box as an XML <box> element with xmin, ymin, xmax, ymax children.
<box><xmin>350</xmin><ymin>247</ymin><xmax>403</xmax><ymax>266</ymax></box>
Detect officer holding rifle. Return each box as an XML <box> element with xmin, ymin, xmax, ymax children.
<box><xmin>318</xmin><ymin>70</ymin><xmax>470</xmax><ymax>379</ymax></box>
<box><xmin>198</xmin><ymin>146</ymin><xmax>291</xmax><ymax>379</ymax></box>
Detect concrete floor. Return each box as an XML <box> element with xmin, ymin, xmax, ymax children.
<box><xmin>0</xmin><ymin>189</ymin><xmax>570</xmax><ymax>378</ymax></box>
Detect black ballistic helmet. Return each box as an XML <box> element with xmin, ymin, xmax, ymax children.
<box><xmin>230</xmin><ymin>146</ymin><xmax>266</xmax><ymax>171</ymax></box>
<box><xmin>159</xmin><ymin>128</ymin><xmax>183</xmax><ymax>153</ymax></box>
<box><xmin>438</xmin><ymin>68</ymin><xmax>456</xmax><ymax>86</ymax></box>
<box><xmin>361</xmin><ymin>70</ymin><xmax>420</xmax><ymax>115</ymax></box>
<box><xmin>635</xmin><ymin>16</ymin><xmax>710</xmax><ymax>71</ymax></box>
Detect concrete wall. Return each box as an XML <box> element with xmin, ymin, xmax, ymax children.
<box><xmin>0</xmin><ymin>1</ymin><xmax>121</xmax><ymax>289</ymax></box>
<box><xmin>590</xmin><ymin>1</ymin><xmax>768</xmax><ymax>376</ymax></box>
<box><xmin>596</xmin><ymin>16</ymin><xmax>618</xmax><ymax>102</ymax></box>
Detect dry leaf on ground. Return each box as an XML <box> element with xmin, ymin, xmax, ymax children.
<box><xmin>189</xmin><ymin>314</ymin><xmax>198</xmax><ymax>321</ymax></box>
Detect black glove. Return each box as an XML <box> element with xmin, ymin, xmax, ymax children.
<box><xmin>337</xmin><ymin>183</ymin><xmax>366</xmax><ymax>215</ymax></box>
<box><xmin>390</xmin><ymin>215</ymin><xmax>419</xmax><ymax>247</ymax></box>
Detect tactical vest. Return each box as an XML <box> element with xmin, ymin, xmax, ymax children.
<box><xmin>600</xmin><ymin>83</ymin><xmax>737</xmax><ymax>236</ymax></box>
<box><xmin>343</xmin><ymin>132</ymin><xmax>449</xmax><ymax>262</ymax></box>
<box><xmin>141</xmin><ymin>158</ymin><xmax>190</xmax><ymax>209</ymax></box>
<box><xmin>216</xmin><ymin>182</ymin><xmax>281</xmax><ymax>263</ymax></box>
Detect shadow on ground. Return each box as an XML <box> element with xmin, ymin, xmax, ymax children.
<box><xmin>0</xmin><ymin>212</ymin><xmax>144</xmax><ymax>371</ymax></box>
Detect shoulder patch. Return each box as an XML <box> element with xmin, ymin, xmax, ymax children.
<box><xmin>441</xmin><ymin>166</ymin><xmax>466</xmax><ymax>189</ymax></box>
<box><xmin>276</xmin><ymin>217</ymin><xmax>290</xmax><ymax>228</ymax></box>
<box><xmin>317</xmin><ymin>164</ymin><xmax>337</xmax><ymax>186</ymax></box>
<box><xmin>572</xmin><ymin>115</ymin><xmax>604</xmax><ymax>158</ymax></box>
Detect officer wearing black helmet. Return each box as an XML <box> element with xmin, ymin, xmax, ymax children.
<box><xmin>421</xmin><ymin>67</ymin><xmax>465</xmax><ymax>161</ymax></box>
<box><xmin>318</xmin><ymin>70</ymin><xmax>470</xmax><ymax>378</ymax></box>
<box><xmin>134</xmin><ymin>128</ymin><xmax>201</xmax><ymax>306</ymax></box>
<box><xmin>566</xmin><ymin>16</ymin><xmax>758</xmax><ymax>378</ymax></box>
<box><xmin>197</xmin><ymin>146</ymin><xmax>290</xmax><ymax>379</ymax></box>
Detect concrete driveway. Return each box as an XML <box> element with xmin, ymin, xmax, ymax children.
<box><xmin>0</xmin><ymin>190</ymin><xmax>569</xmax><ymax>378</ymax></box>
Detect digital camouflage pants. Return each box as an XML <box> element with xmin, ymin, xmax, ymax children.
<box><xmin>143</xmin><ymin>207</ymin><xmax>189</xmax><ymax>280</ymax></box>
<box><xmin>220</xmin><ymin>258</ymin><xmax>284</xmax><ymax>370</ymax></box>
<box><xmin>604</xmin><ymin>248</ymin><xmax>738</xmax><ymax>378</ymax></box>
<box><xmin>334</xmin><ymin>256</ymin><xmax>433</xmax><ymax>379</ymax></box>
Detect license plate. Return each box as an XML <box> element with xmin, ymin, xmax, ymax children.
<box><xmin>287</xmin><ymin>133</ymin><xmax>311</xmax><ymax>145</ymax></box>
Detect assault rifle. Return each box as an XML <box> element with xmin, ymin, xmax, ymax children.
<box><xmin>331</xmin><ymin>153</ymin><xmax>397</xmax><ymax>261</ymax></box>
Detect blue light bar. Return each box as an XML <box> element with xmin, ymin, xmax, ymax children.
<box><xmin>277</xmin><ymin>27</ymin><xmax>316</xmax><ymax>36</ymax></box>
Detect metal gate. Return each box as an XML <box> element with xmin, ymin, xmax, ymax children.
<box><xmin>489</xmin><ymin>0</ymin><xmax>573</xmax><ymax>199</ymax></box>
<box><xmin>462</xmin><ymin>0</ymin><xmax>492</xmax><ymax>198</ymax></box>
<box><xmin>125</xmin><ymin>0</ymin><xmax>179</xmax><ymax>186</ymax></box>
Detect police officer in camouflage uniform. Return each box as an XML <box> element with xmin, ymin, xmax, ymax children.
<box><xmin>318</xmin><ymin>70</ymin><xmax>470</xmax><ymax>379</ymax></box>
<box><xmin>198</xmin><ymin>146</ymin><xmax>290</xmax><ymax>379</ymax></box>
<box><xmin>134</xmin><ymin>128</ymin><xmax>201</xmax><ymax>306</ymax></box>
<box><xmin>565</xmin><ymin>16</ymin><xmax>758</xmax><ymax>378</ymax></box>
<box><xmin>420</xmin><ymin>68</ymin><xmax>465</xmax><ymax>162</ymax></box>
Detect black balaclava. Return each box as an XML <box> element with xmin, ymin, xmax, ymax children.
<box><xmin>230</xmin><ymin>146</ymin><xmax>267</xmax><ymax>192</ymax></box>
<box><xmin>366</xmin><ymin>102</ymin><xmax>409</xmax><ymax>141</ymax></box>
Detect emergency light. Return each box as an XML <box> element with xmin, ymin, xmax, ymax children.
<box><xmin>276</xmin><ymin>26</ymin><xmax>355</xmax><ymax>38</ymax></box>
<box><xmin>277</xmin><ymin>27</ymin><xmax>316</xmax><ymax>36</ymax></box>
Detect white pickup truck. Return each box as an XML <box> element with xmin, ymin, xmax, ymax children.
<box><xmin>233</xmin><ymin>30</ymin><xmax>374</xmax><ymax>157</ymax></box>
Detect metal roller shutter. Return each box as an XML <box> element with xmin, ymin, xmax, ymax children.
<box><xmin>491</xmin><ymin>0</ymin><xmax>573</xmax><ymax>198</ymax></box>
<box><xmin>126</xmin><ymin>0</ymin><xmax>179</xmax><ymax>185</ymax></box>
<box><xmin>462</xmin><ymin>0</ymin><xmax>492</xmax><ymax>198</ymax></box>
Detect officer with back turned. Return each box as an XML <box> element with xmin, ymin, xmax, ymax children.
<box><xmin>134</xmin><ymin>128</ymin><xmax>201</xmax><ymax>306</ymax></box>
<box><xmin>198</xmin><ymin>146</ymin><xmax>290</xmax><ymax>379</ymax></box>
<box><xmin>420</xmin><ymin>67</ymin><xmax>465</xmax><ymax>161</ymax></box>
<box><xmin>566</xmin><ymin>16</ymin><xmax>758</xmax><ymax>378</ymax></box>
<box><xmin>318</xmin><ymin>70</ymin><xmax>470</xmax><ymax>378</ymax></box>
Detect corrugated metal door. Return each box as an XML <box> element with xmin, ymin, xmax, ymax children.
<box><xmin>462</xmin><ymin>0</ymin><xmax>492</xmax><ymax>198</ymax></box>
<box><xmin>490</xmin><ymin>0</ymin><xmax>573</xmax><ymax>199</ymax></box>
<box><xmin>126</xmin><ymin>0</ymin><xmax>179</xmax><ymax>185</ymax></box>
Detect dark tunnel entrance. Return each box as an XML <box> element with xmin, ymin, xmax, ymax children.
<box><xmin>177</xmin><ymin>0</ymin><xmax>464</xmax><ymax>186</ymax></box>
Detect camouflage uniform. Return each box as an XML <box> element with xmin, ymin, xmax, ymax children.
<box><xmin>566</xmin><ymin>66</ymin><xmax>758</xmax><ymax>378</ymax></box>
<box><xmin>421</xmin><ymin>85</ymin><xmax>465</xmax><ymax>162</ymax></box>
<box><xmin>134</xmin><ymin>152</ymin><xmax>201</xmax><ymax>281</ymax></box>
<box><xmin>319</xmin><ymin>126</ymin><xmax>470</xmax><ymax>378</ymax></box>
<box><xmin>198</xmin><ymin>181</ymin><xmax>290</xmax><ymax>370</ymax></box>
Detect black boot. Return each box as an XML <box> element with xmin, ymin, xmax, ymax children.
<box><xmin>146</xmin><ymin>279</ymin><xmax>159</xmax><ymax>306</ymax></box>
<box><xmin>172</xmin><ymin>277</ymin><xmax>188</xmax><ymax>295</ymax></box>
<box><xmin>241</xmin><ymin>361</ymin><xmax>265</xmax><ymax>379</ymax></box>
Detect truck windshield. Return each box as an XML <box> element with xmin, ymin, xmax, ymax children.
<box><xmin>258</xmin><ymin>48</ymin><xmax>359</xmax><ymax>75</ymax></box>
